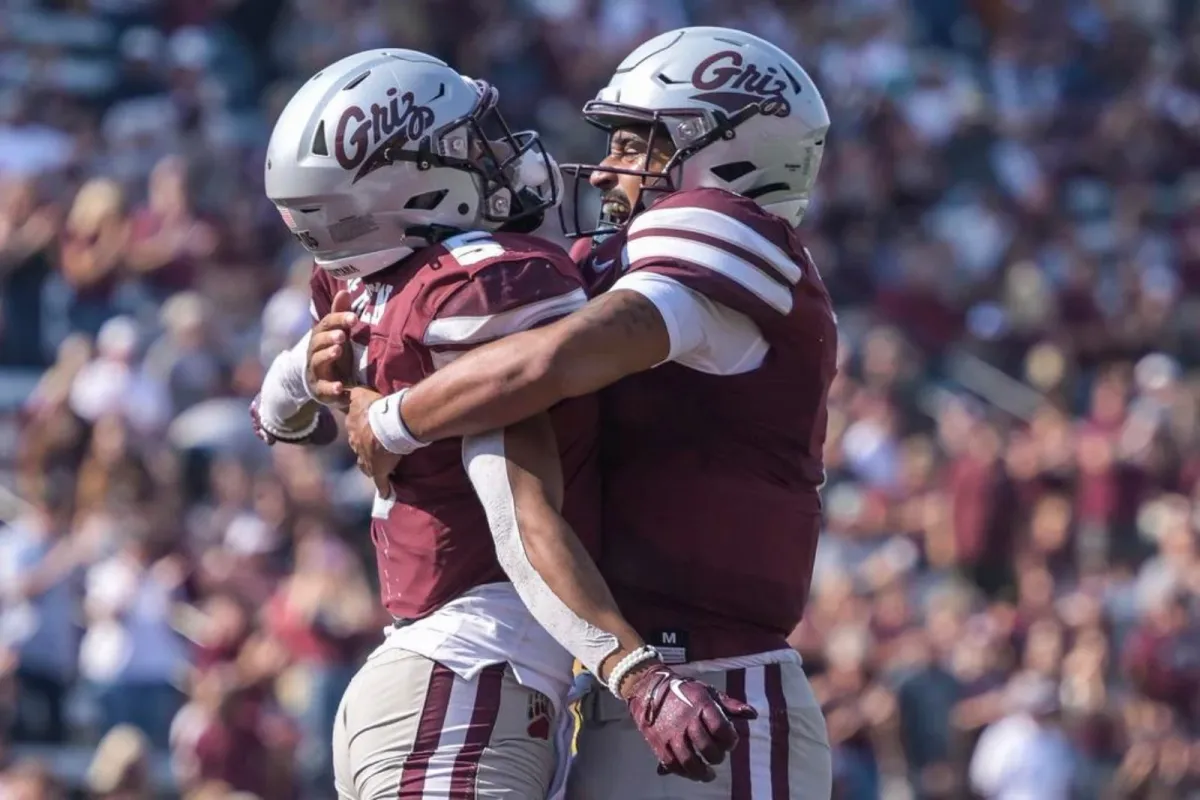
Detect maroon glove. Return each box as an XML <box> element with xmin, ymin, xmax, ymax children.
<box><xmin>625</xmin><ymin>664</ymin><xmax>757</xmax><ymax>782</ymax></box>
<box><xmin>250</xmin><ymin>395</ymin><xmax>339</xmax><ymax>447</ymax></box>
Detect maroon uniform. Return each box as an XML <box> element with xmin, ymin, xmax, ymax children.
<box><xmin>312</xmin><ymin>231</ymin><xmax>601</xmax><ymax>621</ymax></box>
<box><xmin>573</xmin><ymin>188</ymin><xmax>837</xmax><ymax>662</ymax></box>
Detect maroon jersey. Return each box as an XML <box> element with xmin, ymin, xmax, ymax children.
<box><xmin>575</xmin><ymin>189</ymin><xmax>837</xmax><ymax>662</ymax></box>
<box><xmin>311</xmin><ymin>232</ymin><xmax>601</xmax><ymax>621</ymax></box>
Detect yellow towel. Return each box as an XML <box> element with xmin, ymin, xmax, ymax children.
<box><xmin>569</xmin><ymin>660</ymin><xmax>587</xmax><ymax>755</ymax></box>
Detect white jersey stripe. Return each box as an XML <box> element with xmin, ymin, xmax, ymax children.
<box><xmin>742</xmin><ymin>666</ymin><xmax>774</xmax><ymax>800</ymax></box>
<box><xmin>630</xmin><ymin>205</ymin><xmax>802</xmax><ymax>285</ymax></box>
<box><xmin>424</xmin><ymin>287</ymin><xmax>588</xmax><ymax>346</ymax></box>
<box><xmin>414</xmin><ymin>674</ymin><xmax>478</xmax><ymax>798</ymax></box>
<box><xmin>624</xmin><ymin>236</ymin><xmax>794</xmax><ymax>314</ymax></box>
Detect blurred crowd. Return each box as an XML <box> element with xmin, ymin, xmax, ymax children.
<box><xmin>1</xmin><ymin>0</ymin><xmax>1199</xmax><ymax>798</ymax></box>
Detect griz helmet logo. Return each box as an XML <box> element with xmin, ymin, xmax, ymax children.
<box><xmin>689</xmin><ymin>50</ymin><xmax>801</xmax><ymax>118</ymax></box>
<box><xmin>334</xmin><ymin>85</ymin><xmax>440</xmax><ymax>183</ymax></box>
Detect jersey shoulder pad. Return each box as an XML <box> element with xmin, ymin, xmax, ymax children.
<box><xmin>622</xmin><ymin>188</ymin><xmax>804</xmax><ymax>317</ymax></box>
<box><xmin>646</xmin><ymin>187</ymin><xmax>767</xmax><ymax>221</ymax></box>
<box><xmin>419</xmin><ymin>232</ymin><xmax>588</xmax><ymax>351</ymax></box>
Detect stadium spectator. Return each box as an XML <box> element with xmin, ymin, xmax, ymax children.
<box><xmin>0</xmin><ymin>0</ymin><xmax>1198</xmax><ymax>796</ymax></box>
<box><xmin>0</xmin><ymin>471</ymin><xmax>80</xmax><ymax>744</ymax></box>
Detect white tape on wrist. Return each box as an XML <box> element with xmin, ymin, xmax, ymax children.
<box><xmin>260</xmin><ymin>408</ymin><xmax>320</xmax><ymax>442</ymax></box>
<box><xmin>367</xmin><ymin>389</ymin><xmax>429</xmax><ymax>455</ymax></box>
<box><xmin>258</xmin><ymin>341</ymin><xmax>320</xmax><ymax>440</ymax></box>
<box><xmin>606</xmin><ymin>645</ymin><xmax>661</xmax><ymax>698</ymax></box>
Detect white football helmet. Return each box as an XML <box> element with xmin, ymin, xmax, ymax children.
<box><xmin>265</xmin><ymin>49</ymin><xmax>561</xmax><ymax>280</ymax></box>
<box><xmin>561</xmin><ymin>27</ymin><xmax>829</xmax><ymax>236</ymax></box>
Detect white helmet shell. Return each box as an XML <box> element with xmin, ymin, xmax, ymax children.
<box><xmin>581</xmin><ymin>27</ymin><xmax>829</xmax><ymax>227</ymax></box>
<box><xmin>266</xmin><ymin>49</ymin><xmax>559</xmax><ymax>280</ymax></box>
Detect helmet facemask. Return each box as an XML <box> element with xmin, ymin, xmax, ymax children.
<box><xmin>366</xmin><ymin>79</ymin><xmax>560</xmax><ymax>237</ymax></box>
<box><xmin>558</xmin><ymin>99</ymin><xmax>764</xmax><ymax>239</ymax></box>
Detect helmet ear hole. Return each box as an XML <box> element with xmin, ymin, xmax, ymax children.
<box><xmin>404</xmin><ymin>190</ymin><xmax>448</xmax><ymax>210</ymax></box>
<box><xmin>744</xmin><ymin>183</ymin><xmax>790</xmax><ymax>200</ymax></box>
<box><xmin>709</xmin><ymin>161</ymin><xmax>756</xmax><ymax>183</ymax></box>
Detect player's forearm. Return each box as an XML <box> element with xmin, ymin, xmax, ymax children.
<box><xmin>399</xmin><ymin>290</ymin><xmax>670</xmax><ymax>444</ymax></box>
<box><xmin>463</xmin><ymin>414</ymin><xmax>648</xmax><ymax>689</ymax></box>
<box><xmin>256</xmin><ymin>331</ymin><xmax>320</xmax><ymax>437</ymax></box>
<box><xmin>513</xmin><ymin>491</ymin><xmax>646</xmax><ymax>669</ymax></box>
<box><xmin>399</xmin><ymin>329</ymin><xmax>563</xmax><ymax>443</ymax></box>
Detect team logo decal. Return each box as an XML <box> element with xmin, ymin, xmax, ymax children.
<box><xmin>335</xmin><ymin>84</ymin><xmax>442</xmax><ymax>183</ymax></box>
<box><xmin>689</xmin><ymin>50</ymin><xmax>799</xmax><ymax>117</ymax></box>
<box><xmin>527</xmin><ymin>691</ymin><xmax>552</xmax><ymax>740</ymax></box>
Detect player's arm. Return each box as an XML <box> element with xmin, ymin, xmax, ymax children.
<box><xmin>368</xmin><ymin>198</ymin><xmax>783</xmax><ymax>453</ymax></box>
<box><xmin>400</xmin><ymin>288</ymin><xmax>669</xmax><ymax>440</ymax></box>
<box><xmin>251</xmin><ymin>269</ymin><xmax>354</xmax><ymax>444</ymax></box>
<box><xmin>252</xmin><ymin>330</ymin><xmax>322</xmax><ymax>441</ymax></box>
<box><xmin>372</xmin><ymin>283</ymin><xmax>767</xmax><ymax>458</ymax></box>
<box><xmin>467</xmin><ymin>412</ymin><xmax>758</xmax><ymax>782</ymax></box>
<box><xmin>463</xmin><ymin>413</ymin><xmax>649</xmax><ymax>694</ymax></box>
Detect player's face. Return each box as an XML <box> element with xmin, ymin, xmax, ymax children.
<box><xmin>588</xmin><ymin>125</ymin><xmax>674</xmax><ymax>225</ymax></box>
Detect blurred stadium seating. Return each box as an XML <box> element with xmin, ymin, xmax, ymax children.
<box><xmin>2</xmin><ymin>0</ymin><xmax>1200</xmax><ymax>798</ymax></box>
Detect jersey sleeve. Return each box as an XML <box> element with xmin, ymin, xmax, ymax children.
<box><xmin>610</xmin><ymin>270</ymin><xmax>767</xmax><ymax>375</ymax></box>
<box><xmin>309</xmin><ymin>265</ymin><xmax>335</xmax><ymax>321</ymax></box>
<box><xmin>420</xmin><ymin>253</ymin><xmax>589</xmax><ymax>370</ymax></box>
<box><xmin>622</xmin><ymin>189</ymin><xmax>804</xmax><ymax>325</ymax></box>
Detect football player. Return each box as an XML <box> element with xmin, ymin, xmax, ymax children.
<box><xmin>252</xmin><ymin>48</ymin><xmax>748</xmax><ymax>798</ymax></box>
<box><xmin>322</xmin><ymin>27</ymin><xmax>838</xmax><ymax>799</ymax></box>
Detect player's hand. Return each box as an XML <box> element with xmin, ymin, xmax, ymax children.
<box><xmin>250</xmin><ymin>394</ymin><xmax>339</xmax><ymax>447</ymax></box>
<box><xmin>307</xmin><ymin>290</ymin><xmax>358</xmax><ymax>408</ymax></box>
<box><xmin>623</xmin><ymin>664</ymin><xmax>757</xmax><ymax>782</ymax></box>
<box><xmin>346</xmin><ymin>386</ymin><xmax>402</xmax><ymax>496</ymax></box>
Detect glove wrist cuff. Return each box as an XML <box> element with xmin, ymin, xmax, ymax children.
<box><xmin>607</xmin><ymin>645</ymin><xmax>660</xmax><ymax>698</ymax></box>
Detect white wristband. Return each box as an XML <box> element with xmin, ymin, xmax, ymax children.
<box><xmin>367</xmin><ymin>389</ymin><xmax>429</xmax><ymax>456</ymax></box>
<box><xmin>606</xmin><ymin>645</ymin><xmax>660</xmax><ymax>698</ymax></box>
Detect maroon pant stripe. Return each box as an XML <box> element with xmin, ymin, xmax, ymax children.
<box><xmin>448</xmin><ymin>663</ymin><xmax>506</xmax><ymax>798</ymax></box>
<box><xmin>725</xmin><ymin>668</ymin><xmax>752</xmax><ymax>800</ymax></box>
<box><xmin>398</xmin><ymin>662</ymin><xmax>456</xmax><ymax>798</ymax></box>
<box><xmin>764</xmin><ymin>663</ymin><xmax>790</xmax><ymax>800</ymax></box>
